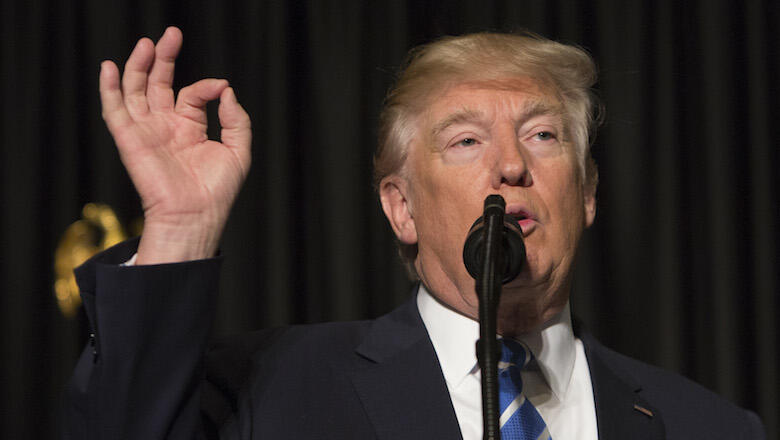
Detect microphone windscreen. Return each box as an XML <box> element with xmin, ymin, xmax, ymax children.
<box><xmin>463</xmin><ymin>214</ymin><xmax>526</xmax><ymax>283</ymax></box>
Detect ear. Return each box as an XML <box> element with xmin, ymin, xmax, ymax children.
<box><xmin>379</xmin><ymin>176</ymin><xmax>418</xmax><ymax>244</ymax></box>
<box><xmin>583</xmin><ymin>157</ymin><xmax>598</xmax><ymax>228</ymax></box>
<box><xmin>584</xmin><ymin>190</ymin><xmax>596</xmax><ymax>228</ymax></box>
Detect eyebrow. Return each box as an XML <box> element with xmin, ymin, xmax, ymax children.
<box><xmin>516</xmin><ymin>100</ymin><xmax>564</xmax><ymax>124</ymax></box>
<box><xmin>430</xmin><ymin>108</ymin><xmax>485</xmax><ymax>138</ymax></box>
<box><xmin>429</xmin><ymin>100</ymin><xmax>564</xmax><ymax>139</ymax></box>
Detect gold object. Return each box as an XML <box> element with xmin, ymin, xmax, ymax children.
<box><xmin>54</xmin><ymin>203</ymin><xmax>131</xmax><ymax>318</ymax></box>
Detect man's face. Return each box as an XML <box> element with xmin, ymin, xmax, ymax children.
<box><xmin>380</xmin><ymin>79</ymin><xmax>596</xmax><ymax>334</ymax></box>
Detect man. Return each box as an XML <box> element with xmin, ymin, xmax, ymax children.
<box><xmin>64</xmin><ymin>27</ymin><xmax>764</xmax><ymax>439</ymax></box>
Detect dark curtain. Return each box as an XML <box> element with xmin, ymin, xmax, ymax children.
<box><xmin>1</xmin><ymin>1</ymin><xmax>777</xmax><ymax>438</ymax></box>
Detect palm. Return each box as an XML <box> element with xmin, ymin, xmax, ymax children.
<box><xmin>118</xmin><ymin>112</ymin><xmax>245</xmax><ymax>217</ymax></box>
<box><xmin>100</xmin><ymin>27</ymin><xmax>251</xmax><ymax>263</ymax></box>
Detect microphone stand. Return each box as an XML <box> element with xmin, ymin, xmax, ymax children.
<box><xmin>464</xmin><ymin>195</ymin><xmax>525</xmax><ymax>439</ymax></box>
<box><xmin>475</xmin><ymin>195</ymin><xmax>506</xmax><ymax>440</ymax></box>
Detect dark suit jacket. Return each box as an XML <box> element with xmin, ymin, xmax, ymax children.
<box><xmin>63</xmin><ymin>240</ymin><xmax>764</xmax><ymax>439</ymax></box>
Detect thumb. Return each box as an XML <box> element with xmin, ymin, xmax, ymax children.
<box><xmin>218</xmin><ymin>87</ymin><xmax>252</xmax><ymax>168</ymax></box>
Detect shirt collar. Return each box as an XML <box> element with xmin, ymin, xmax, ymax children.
<box><xmin>417</xmin><ymin>284</ymin><xmax>576</xmax><ymax>401</ymax></box>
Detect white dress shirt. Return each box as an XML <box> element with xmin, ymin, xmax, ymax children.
<box><xmin>417</xmin><ymin>285</ymin><xmax>599</xmax><ymax>440</ymax></box>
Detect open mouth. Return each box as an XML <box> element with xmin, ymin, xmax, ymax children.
<box><xmin>507</xmin><ymin>208</ymin><xmax>533</xmax><ymax>222</ymax></box>
<box><xmin>506</xmin><ymin>207</ymin><xmax>537</xmax><ymax>235</ymax></box>
<box><xmin>512</xmin><ymin>211</ymin><xmax>530</xmax><ymax>221</ymax></box>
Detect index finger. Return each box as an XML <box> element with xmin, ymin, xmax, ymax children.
<box><xmin>99</xmin><ymin>60</ymin><xmax>133</xmax><ymax>132</ymax></box>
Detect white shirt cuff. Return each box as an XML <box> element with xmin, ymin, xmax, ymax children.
<box><xmin>120</xmin><ymin>253</ymin><xmax>138</xmax><ymax>266</ymax></box>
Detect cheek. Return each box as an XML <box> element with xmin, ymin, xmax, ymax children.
<box><xmin>542</xmin><ymin>168</ymin><xmax>586</xmax><ymax>234</ymax></box>
<box><xmin>411</xmin><ymin>178</ymin><xmax>481</xmax><ymax>260</ymax></box>
<box><xmin>414</xmin><ymin>162</ymin><xmax>481</xmax><ymax>215</ymax></box>
<box><xmin>418</xmin><ymin>191</ymin><xmax>474</xmax><ymax>246</ymax></box>
<box><xmin>558</xmin><ymin>189</ymin><xmax>586</xmax><ymax>245</ymax></box>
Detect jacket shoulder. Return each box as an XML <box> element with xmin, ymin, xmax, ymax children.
<box><xmin>583</xmin><ymin>334</ymin><xmax>765</xmax><ymax>439</ymax></box>
<box><xmin>200</xmin><ymin>320</ymin><xmax>373</xmax><ymax>432</ymax></box>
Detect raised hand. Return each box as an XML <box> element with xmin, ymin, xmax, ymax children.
<box><xmin>99</xmin><ymin>27</ymin><xmax>251</xmax><ymax>264</ymax></box>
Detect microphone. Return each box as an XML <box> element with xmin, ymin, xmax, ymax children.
<box><xmin>462</xmin><ymin>196</ymin><xmax>526</xmax><ymax>284</ymax></box>
<box><xmin>464</xmin><ymin>195</ymin><xmax>527</xmax><ymax>439</ymax></box>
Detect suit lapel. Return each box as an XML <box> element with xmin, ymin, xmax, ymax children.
<box><xmin>349</xmin><ymin>297</ymin><xmax>668</xmax><ymax>440</ymax></box>
<box><xmin>580</xmin><ymin>332</ymin><xmax>666</xmax><ymax>440</ymax></box>
<box><xmin>348</xmin><ymin>295</ymin><xmax>463</xmax><ymax>440</ymax></box>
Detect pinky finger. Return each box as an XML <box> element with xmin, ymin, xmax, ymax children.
<box><xmin>99</xmin><ymin>60</ymin><xmax>133</xmax><ymax>131</ymax></box>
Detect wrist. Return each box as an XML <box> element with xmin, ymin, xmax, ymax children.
<box><xmin>135</xmin><ymin>218</ymin><xmax>222</xmax><ymax>265</ymax></box>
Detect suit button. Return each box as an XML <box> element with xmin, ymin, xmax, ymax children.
<box><xmin>90</xmin><ymin>333</ymin><xmax>98</xmax><ymax>362</ymax></box>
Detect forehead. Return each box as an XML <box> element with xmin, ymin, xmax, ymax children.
<box><xmin>422</xmin><ymin>78</ymin><xmax>563</xmax><ymax>129</ymax></box>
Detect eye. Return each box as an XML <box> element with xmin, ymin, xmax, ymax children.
<box><xmin>455</xmin><ymin>137</ymin><xmax>478</xmax><ymax>147</ymax></box>
<box><xmin>533</xmin><ymin>131</ymin><xmax>556</xmax><ymax>141</ymax></box>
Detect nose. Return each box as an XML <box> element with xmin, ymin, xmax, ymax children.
<box><xmin>491</xmin><ymin>133</ymin><xmax>531</xmax><ymax>188</ymax></box>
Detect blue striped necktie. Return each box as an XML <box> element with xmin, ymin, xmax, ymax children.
<box><xmin>498</xmin><ymin>338</ymin><xmax>552</xmax><ymax>440</ymax></box>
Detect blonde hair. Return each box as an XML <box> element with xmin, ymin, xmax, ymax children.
<box><xmin>374</xmin><ymin>31</ymin><xmax>601</xmax><ymax>274</ymax></box>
